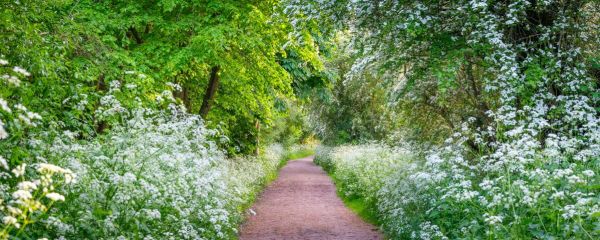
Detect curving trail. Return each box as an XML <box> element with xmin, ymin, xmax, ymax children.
<box><xmin>239</xmin><ymin>156</ymin><xmax>382</xmax><ymax>240</ymax></box>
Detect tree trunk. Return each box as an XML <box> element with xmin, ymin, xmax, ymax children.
<box><xmin>95</xmin><ymin>74</ymin><xmax>108</xmax><ymax>134</ymax></box>
<box><xmin>129</xmin><ymin>27</ymin><xmax>143</xmax><ymax>44</ymax></box>
<box><xmin>199</xmin><ymin>66</ymin><xmax>220</xmax><ymax>118</ymax></box>
<box><xmin>181</xmin><ymin>85</ymin><xmax>190</xmax><ymax>110</ymax></box>
<box><xmin>173</xmin><ymin>84</ymin><xmax>191</xmax><ymax>111</ymax></box>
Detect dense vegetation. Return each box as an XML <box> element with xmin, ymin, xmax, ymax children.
<box><xmin>301</xmin><ymin>0</ymin><xmax>600</xmax><ymax>239</ymax></box>
<box><xmin>1</xmin><ymin>0</ymin><xmax>599</xmax><ymax>239</ymax></box>
<box><xmin>0</xmin><ymin>0</ymin><xmax>318</xmax><ymax>239</ymax></box>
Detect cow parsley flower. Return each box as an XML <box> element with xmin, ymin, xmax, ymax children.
<box><xmin>12</xmin><ymin>190</ymin><xmax>33</xmax><ymax>201</ymax></box>
<box><xmin>582</xmin><ymin>170</ymin><xmax>594</xmax><ymax>177</ymax></box>
<box><xmin>17</xmin><ymin>181</ymin><xmax>38</xmax><ymax>191</ymax></box>
<box><xmin>0</xmin><ymin>155</ymin><xmax>8</xmax><ymax>170</ymax></box>
<box><xmin>561</xmin><ymin>205</ymin><xmax>577</xmax><ymax>219</ymax></box>
<box><xmin>2</xmin><ymin>216</ymin><xmax>19</xmax><ymax>227</ymax></box>
<box><xmin>0</xmin><ymin>124</ymin><xmax>7</xmax><ymax>140</ymax></box>
<box><xmin>484</xmin><ymin>214</ymin><xmax>503</xmax><ymax>225</ymax></box>
<box><xmin>2</xmin><ymin>74</ymin><xmax>21</xmax><ymax>86</ymax></box>
<box><xmin>37</xmin><ymin>163</ymin><xmax>71</xmax><ymax>175</ymax></box>
<box><xmin>12</xmin><ymin>66</ymin><xmax>30</xmax><ymax>77</ymax></box>
<box><xmin>12</xmin><ymin>164</ymin><xmax>26</xmax><ymax>177</ymax></box>
<box><xmin>0</xmin><ymin>98</ymin><xmax>11</xmax><ymax>113</ymax></box>
<box><xmin>45</xmin><ymin>192</ymin><xmax>66</xmax><ymax>202</ymax></box>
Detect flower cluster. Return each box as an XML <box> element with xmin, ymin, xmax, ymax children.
<box><xmin>0</xmin><ymin>163</ymin><xmax>74</xmax><ymax>239</ymax></box>
<box><xmin>0</xmin><ymin>60</ymin><xmax>75</xmax><ymax>240</ymax></box>
<box><xmin>298</xmin><ymin>0</ymin><xmax>599</xmax><ymax>239</ymax></box>
<box><xmin>317</xmin><ymin>141</ymin><xmax>599</xmax><ymax>239</ymax></box>
<box><xmin>315</xmin><ymin>144</ymin><xmax>413</xmax><ymax>204</ymax></box>
<box><xmin>39</xmin><ymin>107</ymin><xmax>290</xmax><ymax>239</ymax></box>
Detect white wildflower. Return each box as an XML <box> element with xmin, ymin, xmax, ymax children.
<box><xmin>0</xmin><ymin>155</ymin><xmax>8</xmax><ymax>170</ymax></box>
<box><xmin>4</xmin><ymin>74</ymin><xmax>21</xmax><ymax>86</ymax></box>
<box><xmin>551</xmin><ymin>191</ymin><xmax>565</xmax><ymax>200</ymax></box>
<box><xmin>561</xmin><ymin>205</ymin><xmax>577</xmax><ymax>219</ymax></box>
<box><xmin>0</xmin><ymin>98</ymin><xmax>11</xmax><ymax>113</ymax></box>
<box><xmin>17</xmin><ymin>181</ymin><xmax>38</xmax><ymax>191</ymax></box>
<box><xmin>144</xmin><ymin>209</ymin><xmax>161</xmax><ymax>220</ymax></box>
<box><xmin>12</xmin><ymin>189</ymin><xmax>33</xmax><ymax>200</ymax></box>
<box><xmin>109</xmin><ymin>80</ymin><xmax>121</xmax><ymax>92</ymax></box>
<box><xmin>479</xmin><ymin>179</ymin><xmax>494</xmax><ymax>190</ymax></box>
<box><xmin>582</xmin><ymin>170</ymin><xmax>594</xmax><ymax>177</ymax></box>
<box><xmin>484</xmin><ymin>214</ymin><xmax>503</xmax><ymax>225</ymax></box>
<box><xmin>166</xmin><ymin>82</ymin><xmax>182</xmax><ymax>91</ymax></box>
<box><xmin>45</xmin><ymin>192</ymin><xmax>66</xmax><ymax>202</ymax></box>
<box><xmin>64</xmin><ymin>173</ymin><xmax>76</xmax><ymax>184</ymax></box>
<box><xmin>0</xmin><ymin>124</ymin><xmax>7</xmax><ymax>140</ymax></box>
<box><xmin>7</xmin><ymin>206</ymin><xmax>21</xmax><ymax>216</ymax></box>
<box><xmin>2</xmin><ymin>216</ymin><xmax>19</xmax><ymax>227</ymax></box>
<box><xmin>12</xmin><ymin>66</ymin><xmax>31</xmax><ymax>77</ymax></box>
<box><xmin>37</xmin><ymin>163</ymin><xmax>71</xmax><ymax>175</ymax></box>
<box><xmin>12</xmin><ymin>163</ymin><xmax>26</xmax><ymax>177</ymax></box>
<box><xmin>14</xmin><ymin>104</ymin><xmax>27</xmax><ymax>111</ymax></box>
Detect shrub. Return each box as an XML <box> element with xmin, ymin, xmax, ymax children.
<box><xmin>1</xmin><ymin>59</ymin><xmax>298</xmax><ymax>239</ymax></box>
<box><xmin>316</xmin><ymin>144</ymin><xmax>412</xmax><ymax>205</ymax></box>
<box><xmin>317</xmin><ymin>143</ymin><xmax>600</xmax><ymax>239</ymax></box>
<box><xmin>1</xmin><ymin>60</ymin><xmax>75</xmax><ymax>240</ymax></box>
<box><xmin>23</xmin><ymin>108</ymin><xmax>290</xmax><ymax>239</ymax></box>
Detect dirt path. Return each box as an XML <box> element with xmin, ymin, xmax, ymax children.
<box><xmin>239</xmin><ymin>156</ymin><xmax>382</xmax><ymax>240</ymax></box>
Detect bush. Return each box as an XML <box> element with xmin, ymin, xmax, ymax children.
<box><xmin>0</xmin><ymin>59</ymin><xmax>299</xmax><ymax>239</ymax></box>
<box><xmin>313</xmin><ymin>146</ymin><xmax>335</xmax><ymax>172</ymax></box>
<box><xmin>18</xmin><ymin>109</ymin><xmax>290</xmax><ymax>239</ymax></box>
<box><xmin>0</xmin><ymin>60</ymin><xmax>76</xmax><ymax>239</ymax></box>
<box><xmin>317</xmin><ymin>143</ymin><xmax>600</xmax><ymax>239</ymax></box>
<box><xmin>315</xmin><ymin>144</ymin><xmax>412</xmax><ymax>205</ymax></box>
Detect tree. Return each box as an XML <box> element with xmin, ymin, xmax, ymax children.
<box><xmin>289</xmin><ymin>0</ymin><xmax>599</xmax><ymax>151</ymax></box>
<box><xmin>0</xmin><ymin>0</ymin><xmax>323</xmax><ymax>154</ymax></box>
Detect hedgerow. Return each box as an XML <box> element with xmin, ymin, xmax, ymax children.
<box><xmin>1</xmin><ymin>61</ymin><xmax>297</xmax><ymax>238</ymax></box>
<box><xmin>317</xmin><ymin>142</ymin><xmax>599</xmax><ymax>239</ymax></box>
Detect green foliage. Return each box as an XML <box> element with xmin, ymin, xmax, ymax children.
<box><xmin>308</xmin><ymin>34</ymin><xmax>400</xmax><ymax>145</ymax></box>
<box><xmin>340</xmin><ymin>194</ymin><xmax>380</xmax><ymax>226</ymax></box>
<box><xmin>317</xmin><ymin>144</ymin><xmax>600</xmax><ymax>239</ymax></box>
<box><xmin>297</xmin><ymin>1</ymin><xmax>600</xmax><ymax>239</ymax></box>
<box><xmin>296</xmin><ymin>0</ymin><xmax>599</xmax><ymax>149</ymax></box>
<box><xmin>282</xmin><ymin>145</ymin><xmax>316</xmax><ymax>161</ymax></box>
<box><xmin>74</xmin><ymin>0</ymin><xmax>305</xmax><ymax>154</ymax></box>
<box><xmin>0</xmin><ymin>0</ymin><xmax>321</xmax><ymax>155</ymax></box>
<box><xmin>1</xmin><ymin>1</ymin><xmax>322</xmax><ymax>238</ymax></box>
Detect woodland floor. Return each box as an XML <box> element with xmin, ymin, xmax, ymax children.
<box><xmin>239</xmin><ymin>156</ymin><xmax>382</xmax><ymax>240</ymax></box>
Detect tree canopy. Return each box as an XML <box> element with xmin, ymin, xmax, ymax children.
<box><xmin>1</xmin><ymin>0</ymin><xmax>324</xmax><ymax>154</ymax></box>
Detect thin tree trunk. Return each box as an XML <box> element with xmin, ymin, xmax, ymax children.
<box><xmin>181</xmin><ymin>85</ymin><xmax>190</xmax><ymax>111</ymax></box>
<box><xmin>129</xmin><ymin>27</ymin><xmax>143</xmax><ymax>44</ymax></box>
<box><xmin>199</xmin><ymin>66</ymin><xmax>220</xmax><ymax>118</ymax></box>
<box><xmin>173</xmin><ymin>83</ymin><xmax>191</xmax><ymax>111</ymax></box>
<box><xmin>95</xmin><ymin>74</ymin><xmax>108</xmax><ymax>134</ymax></box>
